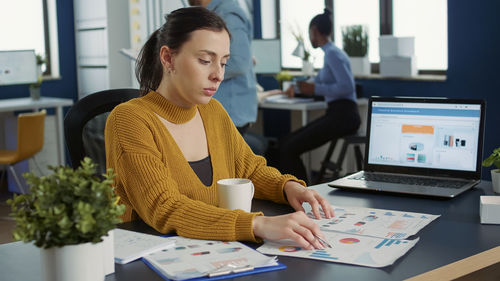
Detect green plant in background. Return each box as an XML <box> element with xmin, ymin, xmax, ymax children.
<box><xmin>29</xmin><ymin>53</ymin><xmax>46</xmax><ymax>89</ymax></box>
<box><xmin>8</xmin><ymin>157</ymin><xmax>125</xmax><ymax>248</ymax></box>
<box><xmin>482</xmin><ymin>147</ymin><xmax>500</xmax><ymax>170</ymax></box>
<box><xmin>29</xmin><ymin>75</ymin><xmax>43</xmax><ymax>89</ymax></box>
<box><xmin>342</xmin><ymin>25</ymin><xmax>369</xmax><ymax>57</ymax></box>
<box><xmin>275</xmin><ymin>70</ymin><xmax>293</xmax><ymax>82</ymax></box>
<box><xmin>35</xmin><ymin>54</ymin><xmax>46</xmax><ymax>66</ymax></box>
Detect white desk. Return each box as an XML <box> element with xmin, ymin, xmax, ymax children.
<box><xmin>259</xmin><ymin>100</ymin><xmax>328</xmax><ymax>127</ymax></box>
<box><xmin>0</xmin><ymin>97</ymin><xmax>74</xmax><ymax>165</ymax></box>
<box><xmin>258</xmin><ymin>98</ymin><xmax>368</xmax><ymax>179</ymax></box>
<box><xmin>258</xmin><ymin>100</ymin><xmax>328</xmax><ymax>178</ymax></box>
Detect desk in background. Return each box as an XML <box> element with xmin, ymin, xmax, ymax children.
<box><xmin>257</xmin><ymin>98</ymin><xmax>368</xmax><ymax>178</ymax></box>
<box><xmin>2</xmin><ymin>181</ymin><xmax>499</xmax><ymax>280</ymax></box>
<box><xmin>0</xmin><ymin>97</ymin><xmax>73</xmax><ymax>166</ymax></box>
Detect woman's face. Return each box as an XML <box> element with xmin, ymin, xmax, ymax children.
<box><xmin>162</xmin><ymin>29</ymin><xmax>230</xmax><ymax>108</ymax></box>
<box><xmin>309</xmin><ymin>26</ymin><xmax>319</xmax><ymax>48</ymax></box>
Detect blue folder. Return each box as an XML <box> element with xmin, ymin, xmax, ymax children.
<box><xmin>142</xmin><ymin>258</ymin><xmax>286</xmax><ymax>281</ymax></box>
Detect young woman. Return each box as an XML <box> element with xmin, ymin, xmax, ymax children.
<box><xmin>105</xmin><ymin>7</ymin><xmax>333</xmax><ymax>250</ymax></box>
<box><xmin>280</xmin><ymin>9</ymin><xmax>361</xmax><ymax>183</ymax></box>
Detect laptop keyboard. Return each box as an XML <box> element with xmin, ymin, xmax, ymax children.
<box><xmin>349</xmin><ymin>173</ymin><xmax>469</xmax><ymax>189</ymax></box>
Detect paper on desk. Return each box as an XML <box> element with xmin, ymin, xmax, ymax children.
<box><xmin>114</xmin><ymin>229</ymin><xmax>175</xmax><ymax>264</ymax></box>
<box><xmin>263</xmin><ymin>94</ymin><xmax>314</xmax><ymax>104</ymax></box>
<box><xmin>143</xmin><ymin>236</ymin><xmax>278</xmax><ymax>281</ymax></box>
<box><xmin>257</xmin><ymin>205</ymin><xmax>438</xmax><ymax>267</ymax></box>
<box><xmin>307</xmin><ymin>205</ymin><xmax>440</xmax><ymax>240</ymax></box>
<box><xmin>257</xmin><ymin>233</ymin><xmax>419</xmax><ymax>268</ymax></box>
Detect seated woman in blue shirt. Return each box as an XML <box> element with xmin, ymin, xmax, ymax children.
<box><xmin>279</xmin><ymin>8</ymin><xmax>361</xmax><ymax>183</ymax></box>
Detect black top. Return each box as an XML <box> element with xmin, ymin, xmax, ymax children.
<box><xmin>188</xmin><ymin>156</ymin><xmax>213</xmax><ymax>186</ymax></box>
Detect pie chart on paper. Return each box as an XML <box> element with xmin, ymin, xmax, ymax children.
<box><xmin>339</xmin><ymin>238</ymin><xmax>360</xmax><ymax>244</ymax></box>
<box><xmin>278</xmin><ymin>246</ymin><xmax>301</xmax><ymax>252</ymax></box>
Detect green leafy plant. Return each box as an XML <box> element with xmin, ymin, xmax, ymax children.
<box><xmin>342</xmin><ymin>25</ymin><xmax>369</xmax><ymax>57</ymax></box>
<box><xmin>8</xmin><ymin>157</ymin><xmax>125</xmax><ymax>248</ymax></box>
<box><xmin>29</xmin><ymin>75</ymin><xmax>43</xmax><ymax>89</ymax></box>
<box><xmin>29</xmin><ymin>53</ymin><xmax>46</xmax><ymax>89</ymax></box>
<box><xmin>482</xmin><ymin>147</ymin><xmax>500</xmax><ymax>170</ymax></box>
<box><xmin>275</xmin><ymin>71</ymin><xmax>293</xmax><ymax>82</ymax></box>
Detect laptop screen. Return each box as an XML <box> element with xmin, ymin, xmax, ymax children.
<box><xmin>367</xmin><ymin>98</ymin><xmax>484</xmax><ymax>173</ymax></box>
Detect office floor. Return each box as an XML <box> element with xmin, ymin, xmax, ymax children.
<box><xmin>0</xmin><ymin>178</ymin><xmax>15</xmax><ymax>244</ymax></box>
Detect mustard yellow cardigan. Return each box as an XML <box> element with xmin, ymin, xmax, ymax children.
<box><xmin>105</xmin><ymin>91</ymin><xmax>304</xmax><ymax>242</ymax></box>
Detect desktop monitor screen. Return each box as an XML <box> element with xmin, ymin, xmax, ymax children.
<box><xmin>0</xmin><ymin>50</ymin><xmax>38</xmax><ymax>86</ymax></box>
<box><xmin>251</xmin><ymin>39</ymin><xmax>281</xmax><ymax>74</ymax></box>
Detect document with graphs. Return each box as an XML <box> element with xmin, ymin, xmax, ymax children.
<box><xmin>257</xmin><ymin>205</ymin><xmax>439</xmax><ymax>268</ymax></box>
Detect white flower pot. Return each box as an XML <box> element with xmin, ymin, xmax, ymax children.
<box><xmin>349</xmin><ymin>56</ymin><xmax>370</xmax><ymax>76</ymax></box>
<box><xmin>102</xmin><ymin>230</ymin><xmax>115</xmax><ymax>275</ymax></box>
<box><xmin>40</xmin><ymin>241</ymin><xmax>104</xmax><ymax>281</ymax></box>
<box><xmin>302</xmin><ymin>60</ymin><xmax>314</xmax><ymax>76</ymax></box>
<box><xmin>492</xmin><ymin>169</ymin><xmax>500</xmax><ymax>194</ymax></box>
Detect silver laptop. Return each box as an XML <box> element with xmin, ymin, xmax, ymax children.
<box><xmin>328</xmin><ymin>96</ymin><xmax>486</xmax><ymax>198</ymax></box>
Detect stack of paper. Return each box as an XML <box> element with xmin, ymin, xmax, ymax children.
<box><xmin>114</xmin><ymin>229</ymin><xmax>175</xmax><ymax>264</ymax></box>
<box><xmin>143</xmin><ymin>236</ymin><xmax>285</xmax><ymax>280</ymax></box>
<box><xmin>257</xmin><ymin>205</ymin><xmax>440</xmax><ymax>268</ymax></box>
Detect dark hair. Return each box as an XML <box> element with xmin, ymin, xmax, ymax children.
<box><xmin>309</xmin><ymin>8</ymin><xmax>333</xmax><ymax>36</ymax></box>
<box><xmin>135</xmin><ymin>7</ymin><xmax>230</xmax><ymax>96</ymax></box>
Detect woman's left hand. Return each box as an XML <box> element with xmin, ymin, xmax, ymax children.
<box><xmin>283</xmin><ymin>181</ymin><xmax>334</xmax><ymax>219</ymax></box>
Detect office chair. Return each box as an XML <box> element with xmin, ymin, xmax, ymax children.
<box><xmin>64</xmin><ymin>88</ymin><xmax>140</xmax><ymax>173</ymax></box>
<box><xmin>314</xmin><ymin>133</ymin><xmax>366</xmax><ymax>185</ymax></box>
<box><xmin>0</xmin><ymin>110</ymin><xmax>46</xmax><ymax>194</ymax></box>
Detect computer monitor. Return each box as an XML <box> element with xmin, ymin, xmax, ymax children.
<box><xmin>251</xmin><ymin>39</ymin><xmax>281</xmax><ymax>74</ymax></box>
<box><xmin>0</xmin><ymin>50</ymin><xmax>38</xmax><ymax>86</ymax></box>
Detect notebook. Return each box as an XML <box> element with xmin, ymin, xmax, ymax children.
<box><xmin>328</xmin><ymin>96</ymin><xmax>486</xmax><ymax>198</ymax></box>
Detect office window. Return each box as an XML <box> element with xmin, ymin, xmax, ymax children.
<box><xmin>393</xmin><ymin>0</ymin><xmax>447</xmax><ymax>71</ymax></box>
<box><xmin>331</xmin><ymin>0</ymin><xmax>447</xmax><ymax>72</ymax></box>
<box><xmin>333</xmin><ymin>0</ymin><xmax>380</xmax><ymax>63</ymax></box>
<box><xmin>0</xmin><ymin>0</ymin><xmax>59</xmax><ymax>76</ymax></box>
<box><xmin>279</xmin><ymin>0</ymin><xmax>327</xmax><ymax>69</ymax></box>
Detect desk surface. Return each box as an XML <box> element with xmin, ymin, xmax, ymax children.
<box><xmin>0</xmin><ymin>97</ymin><xmax>73</xmax><ymax>112</ymax></box>
<box><xmin>259</xmin><ymin>99</ymin><xmax>327</xmax><ymax>111</ymax></box>
<box><xmin>1</xmin><ymin>181</ymin><xmax>499</xmax><ymax>281</ymax></box>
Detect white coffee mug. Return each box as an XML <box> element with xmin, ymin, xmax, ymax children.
<box><xmin>217</xmin><ymin>178</ymin><xmax>255</xmax><ymax>212</ymax></box>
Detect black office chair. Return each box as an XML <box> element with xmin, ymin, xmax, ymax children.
<box><xmin>64</xmin><ymin>88</ymin><xmax>140</xmax><ymax>173</ymax></box>
<box><xmin>314</xmin><ymin>133</ymin><xmax>366</xmax><ymax>185</ymax></box>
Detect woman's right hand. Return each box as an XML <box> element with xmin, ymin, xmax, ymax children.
<box><xmin>252</xmin><ymin>211</ymin><xmax>326</xmax><ymax>250</ymax></box>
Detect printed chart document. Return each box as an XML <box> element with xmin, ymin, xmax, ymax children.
<box><xmin>114</xmin><ymin>229</ymin><xmax>175</xmax><ymax>264</ymax></box>
<box><xmin>143</xmin><ymin>236</ymin><xmax>285</xmax><ymax>281</ymax></box>
<box><xmin>258</xmin><ymin>233</ymin><xmax>419</xmax><ymax>268</ymax></box>
<box><xmin>257</xmin><ymin>205</ymin><xmax>439</xmax><ymax>268</ymax></box>
<box><xmin>310</xmin><ymin>205</ymin><xmax>440</xmax><ymax>239</ymax></box>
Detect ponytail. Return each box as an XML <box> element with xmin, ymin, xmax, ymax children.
<box><xmin>136</xmin><ymin>29</ymin><xmax>163</xmax><ymax>96</ymax></box>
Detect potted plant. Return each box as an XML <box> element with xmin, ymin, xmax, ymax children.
<box><xmin>342</xmin><ymin>25</ymin><xmax>370</xmax><ymax>76</ymax></box>
<box><xmin>289</xmin><ymin>22</ymin><xmax>314</xmax><ymax>76</ymax></box>
<box><xmin>482</xmin><ymin>147</ymin><xmax>500</xmax><ymax>193</ymax></box>
<box><xmin>8</xmin><ymin>157</ymin><xmax>125</xmax><ymax>281</ymax></box>
<box><xmin>29</xmin><ymin>54</ymin><xmax>45</xmax><ymax>100</ymax></box>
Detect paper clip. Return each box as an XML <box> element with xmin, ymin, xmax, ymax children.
<box><xmin>208</xmin><ymin>265</ymin><xmax>254</xmax><ymax>277</ymax></box>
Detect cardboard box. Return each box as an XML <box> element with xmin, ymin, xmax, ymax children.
<box><xmin>380</xmin><ymin>56</ymin><xmax>417</xmax><ymax>77</ymax></box>
<box><xmin>480</xmin><ymin>196</ymin><xmax>500</xmax><ymax>224</ymax></box>
<box><xmin>379</xmin><ymin>35</ymin><xmax>415</xmax><ymax>57</ymax></box>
